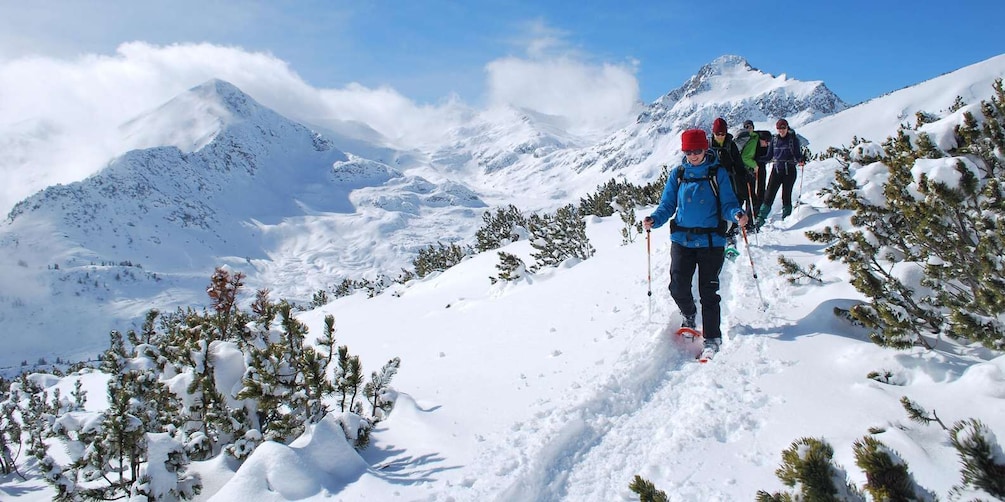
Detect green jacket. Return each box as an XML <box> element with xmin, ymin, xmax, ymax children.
<box><xmin>734</xmin><ymin>130</ymin><xmax>761</xmax><ymax>172</ymax></box>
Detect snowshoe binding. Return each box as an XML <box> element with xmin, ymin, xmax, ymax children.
<box><xmin>675</xmin><ymin>314</ymin><xmax>701</xmax><ymax>340</ymax></box>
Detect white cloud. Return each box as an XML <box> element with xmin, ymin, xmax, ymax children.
<box><xmin>484</xmin><ymin>19</ymin><xmax>642</xmax><ymax>136</ymax></box>
<box><xmin>485</xmin><ymin>56</ymin><xmax>641</xmax><ymax>136</ymax></box>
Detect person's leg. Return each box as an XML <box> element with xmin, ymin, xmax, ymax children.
<box><xmin>780</xmin><ymin>166</ymin><xmax>797</xmax><ymax>217</ymax></box>
<box><xmin>758</xmin><ymin>169</ymin><xmax>782</xmax><ymax>223</ymax></box>
<box><xmin>738</xmin><ymin>176</ymin><xmax>754</xmax><ymax>217</ymax></box>
<box><xmin>696</xmin><ymin>247</ymin><xmax>726</xmax><ymax>340</ymax></box>
<box><xmin>669</xmin><ymin>243</ymin><xmax>698</xmax><ymax>323</ymax></box>
<box><xmin>755</xmin><ymin>163</ymin><xmax>767</xmax><ymax>208</ymax></box>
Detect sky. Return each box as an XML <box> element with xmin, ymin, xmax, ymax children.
<box><xmin>4</xmin><ymin>187</ymin><xmax>1004</xmax><ymax>500</ymax></box>
<box><xmin>2</xmin><ymin>0</ymin><xmax>1004</xmax><ymax>107</ymax></box>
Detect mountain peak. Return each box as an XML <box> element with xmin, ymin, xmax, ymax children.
<box><xmin>702</xmin><ymin>55</ymin><xmax>754</xmax><ymax>75</ymax></box>
<box><xmin>684</xmin><ymin>55</ymin><xmax>759</xmax><ymax>95</ymax></box>
<box><xmin>119</xmin><ymin>79</ymin><xmax>283</xmax><ymax>153</ymax></box>
<box><xmin>188</xmin><ymin>78</ymin><xmax>264</xmax><ymax>119</ymax></box>
<box><xmin>637</xmin><ymin>55</ymin><xmax>847</xmax><ymax>132</ymax></box>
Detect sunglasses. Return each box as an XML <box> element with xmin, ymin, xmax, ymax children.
<box><xmin>683</xmin><ymin>150</ymin><xmax>704</xmax><ymax>156</ymax></box>
<box><xmin>777</xmin><ymin>126</ymin><xmax>788</xmax><ymax>130</ymax></box>
<box><xmin>713</xmin><ymin>132</ymin><xmax>726</xmax><ymax>137</ymax></box>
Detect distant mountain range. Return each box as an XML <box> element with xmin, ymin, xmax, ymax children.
<box><xmin>2</xmin><ymin>54</ymin><xmax>1003</xmax><ymax>369</ymax></box>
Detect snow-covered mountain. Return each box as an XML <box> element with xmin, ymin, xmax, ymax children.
<box><xmin>2</xmin><ymin>54</ymin><xmax>1004</xmax><ymax>370</ymax></box>
<box><xmin>0</xmin><ymin>80</ymin><xmax>486</xmax><ymax>367</ymax></box>
<box><xmin>639</xmin><ymin>55</ymin><xmax>847</xmax><ymax>130</ymax></box>
<box><xmin>558</xmin><ymin>55</ymin><xmax>847</xmax><ymax>190</ymax></box>
<box><xmin>419</xmin><ymin>55</ymin><xmax>847</xmax><ymax>212</ymax></box>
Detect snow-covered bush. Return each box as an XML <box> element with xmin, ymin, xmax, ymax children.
<box><xmin>808</xmin><ymin>79</ymin><xmax>1005</xmax><ymax>351</ymax></box>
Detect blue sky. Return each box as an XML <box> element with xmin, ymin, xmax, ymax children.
<box><xmin>1</xmin><ymin>0</ymin><xmax>1003</xmax><ymax>106</ymax></box>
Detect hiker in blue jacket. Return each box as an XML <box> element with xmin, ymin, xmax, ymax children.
<box><xmin>756</xmin><ymin>118</ymin><xmax>805</xmax><ymax>227</ymax></box>
<box><xmin>643</xmin><ymin>128</ymin><xmax>748</xmax><ymax>357</ymax></box>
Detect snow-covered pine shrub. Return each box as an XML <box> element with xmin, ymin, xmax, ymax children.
<box><xmin>579</xmin><ymin>178</ymin><xmax>622</xmax><ymax>217</ymax></box>
<box><xmin>364</xmin><ymin>357</ymin><xmax>401</xmax><ymax>420</ymax></box>
<box><xmin>948</xmin><ymin>419</ymin><xmax>1005</xmax><ymax>499</ymax></box>
<box><xmin>412</xmin><ymin>242</ymin><xmax>470</xmax><ymax>278</ymax></box>
<box><xmin>237</xmin><ymin>300</ymin><xmax>334</xmax><ymax>443</ymax></box>
<box><xmin>756</xmin><ymin>437</ymin><xmax>864</xmax><ymax>502</ymax></box>
<box><xmin>0</xmin><ymin>385</ymin><xmax>24</xmax><ymax>477</ymax></box>
<box><xmin>852</xmin><ymin>435</ymin><xmax>935</xmax><ymax>501</ymax></box>
<box><xmin>616</xmin><ymin>192</ymin><xmax>640</xmax><ymax>245</ymax></box>
<box><xmin>490</xmin><ymin>251</ymin><xmax>526</xmax><ymax>284</ymax></box>
<box><xmin>807</xmin><ymin>79</ymin><xmax>1005</xmax><ymax>351</ymax></box>
<box><xmin>528</xmin><ymin>204</ymin><xmax>595</xmax><ymax>271</ymax></box>
<box><xmin>32</xmin><ymin>330</ymin><xmax>199</xmax><ymax>500</ymax></box>
<box><xmin>475</xmin><ymin>204</ymin><xmax>528</xmax><ymax>252</ymax></box>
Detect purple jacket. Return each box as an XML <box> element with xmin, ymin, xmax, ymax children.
<box><xmin>760</xmin><ymin>132</ymin><xmax>804</xmax><ymax>172</ymax></box>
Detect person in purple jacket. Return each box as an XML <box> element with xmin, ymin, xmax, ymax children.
<box><xmin>643</xmin><ymin>128</ymin><xmax>748</xmax><ymax>358</ymax></box>
<box><xmin>756</xmin><ymin>118</ymin><xmax>805</xmax><ymax>227</ymax></box>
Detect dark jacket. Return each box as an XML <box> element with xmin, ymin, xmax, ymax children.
<box><xmin>648</xmin><ymin>150</ymin><xmax>743</xmax><ymax>248</ymax></box>
<box><xmin>709</xmin><ymin>132</ymin><xmax>746</xmax><ymax>195</ymax></box>
<box><xmin>754</xmin><ymin>130</ymin><xmax>771</xmax><ymax>166</ymax></box>
<box><xmin>760</xmin><ymin>130</ymin><xmax>804</xmax><ymax>173</ymax></box>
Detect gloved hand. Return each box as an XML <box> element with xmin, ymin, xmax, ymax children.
<box><xmin>643</xmin><ymin>216</ymin><xmax>654</xmax><ymax>230</ymax></box>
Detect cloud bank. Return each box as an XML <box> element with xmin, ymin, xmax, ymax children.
<box><xmin>0</xmin><ymin>41</ymin><xmax>641</xmax><ymax>213</ymax></box>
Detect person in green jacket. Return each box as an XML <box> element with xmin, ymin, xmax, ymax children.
<box><xmin>732</xmin><ymin>120</ymin><xmax>763</xmax><ymax>228</ymax></box>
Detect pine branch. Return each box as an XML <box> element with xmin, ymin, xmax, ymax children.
<box><xmin>777</xmin><ymin>256</ymin><xmax>824</xmax><ymax>284</ymax></box>
<box><xmin>899</xmin><ymin>396</ymin><xmax>948</xmax><ymax>430</ymax></box>
<box><xmin>628</xmin><ymin>475</ymin><xmax>669</xmax><ymax>502</ymax></box>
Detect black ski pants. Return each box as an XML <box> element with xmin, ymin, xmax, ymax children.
<box><xmin>753</xmin><ymin>161</ymin><xmax>767</xmax><ymax>209</ymax></box>
<box><xmin>669</xmin><ymin>243</ymin><xmax>726</xmax><ymax>340</ymax></box>
<box><xmin>763</xmin><ymin>162</ymin><xmax>798</xmax><ymax>211</ymax></box>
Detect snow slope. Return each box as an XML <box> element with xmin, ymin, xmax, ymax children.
<box><xmin>5</xmin><ymin>180</ymin><xmax>1003</xmax><ymax>500</ymax></box>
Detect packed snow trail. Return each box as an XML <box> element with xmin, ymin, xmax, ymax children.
<box><xmin>459</xmin><ymin>234</ymin><xmax>793</xmax><ymax>501</ymax></box>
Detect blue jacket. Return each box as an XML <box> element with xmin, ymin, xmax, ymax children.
<box><xmin>648</xmin><ymin>151</ymin><xmax>744</xmax><ymax>248</ymax></box>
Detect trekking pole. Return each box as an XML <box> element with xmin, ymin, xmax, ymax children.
<box><xmin>797</xmin><ymin>163</ymin><xmax>805</xmax><ymax>206</ymax></box>
<box><xmin>740</xmin><ymin>224</ymin><xmax>768</xmax><ymax>310</ymax></box>
<box><xmin>745</xmin><ymin>180</ymin><xmax>759</xmax><ymax>246</ymax></box>
<box><xmin>646</xmin><ymin>228</ymin><xmax>653</xmax><ymax>320</ymax></box>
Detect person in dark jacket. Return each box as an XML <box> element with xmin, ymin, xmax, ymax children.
<box><xmin>752</xmin><ymin>129</ymin><xmax>771</xmax><ymax>211</ymax></box>
<box><xmin>756</xmin><ymin>118</ymin><xmax>805</xmax><ymax>227</ymax></box>
<box><xmin>643</xmin><ymin>128</ymin><xmax>748</xmax><ymax>358</ymax></box>
<box><xmin>709</xmin><ymin>117</ymin><xmax>748</xmax><ymax>213</ymax></box>
<box><xmin>709</xmin><ymin>117</ymin><xmax>749</xmax><ymax>245</ymax></box>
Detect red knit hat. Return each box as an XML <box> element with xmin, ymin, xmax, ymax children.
<box><xmin>776</xmin><ymin>118</ymin><xmax>789</xmax><ymax>128</ymax></box>
<box><xmin>712</xmin><ymin>118</ymin><xmax>727</xmax><ymax>134</ymax></box>
<box><xmin>681</xmin><ymin>129</ymin><xmax>709</xmax><ymax>151</ymax></box>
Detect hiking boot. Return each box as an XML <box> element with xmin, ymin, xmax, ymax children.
<box><xmin>724</xmin><ymin>246</ymin><xmax>740</xmax><ymax>261</ymax></box>
<box><xmin>699</xmin><ymin>338</ymin><xmax>721</xmax><ymax>361</ymax></box>
<box><xmin>782</xmin><ymin>205</ymin><xmax>792</xmax><ymax>219</ymax></box>
<box><xmin>757</xmin><ymin>204</ymin><xmax>771</xmax><ymax>221</ymax></box>
<box><xmin>682</xmin><ymin>314</ymin><xmax>697</xmax><ymax>329</ymax></box>
<box><xmin>703</xmin><ymin>337</ymin><xmax>720</xmax><ymax>352</ymax></box>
